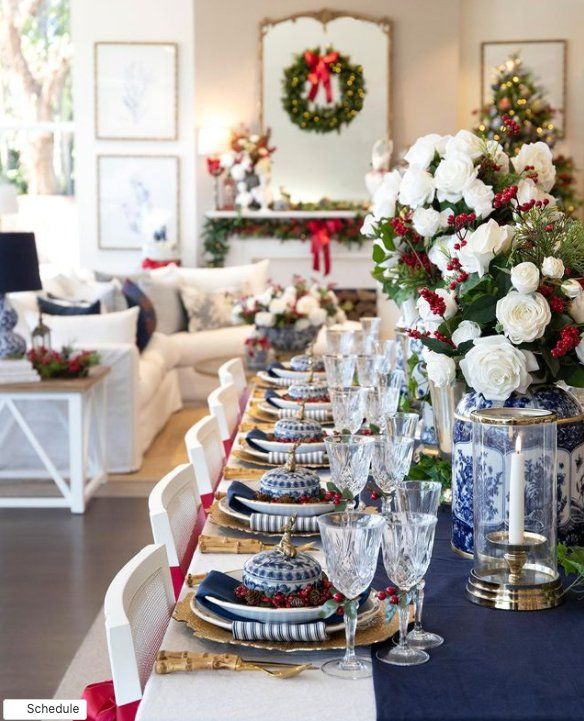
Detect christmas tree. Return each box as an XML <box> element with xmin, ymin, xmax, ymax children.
<box><xmin>475</xmin><ymin>53</ymin><xmax>579</xmax><ymax>214</ymax></box>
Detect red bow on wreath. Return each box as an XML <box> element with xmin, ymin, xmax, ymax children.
<box><xmin>304</xmin><ymin>50</ymin><xmax>339</xmax><ymax>104</ymax></box>
<box><xmin>306</xmin><ymin>219</ymin><xmax>344</xmax><ymax>276</ymax></box>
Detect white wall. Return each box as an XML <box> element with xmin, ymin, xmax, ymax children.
<box><xmin>71</xmin><ymin>0</ymin><xmax>196</xmax><ymax>273</ymax></box>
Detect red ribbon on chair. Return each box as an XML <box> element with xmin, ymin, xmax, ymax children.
<box><xmin>306</xmin><ymin>219</ymin><xmax>344</xmax><ymax>276</ymax></box>
<box><xmin>141</xmin><ymin>258</ymin><xmax>180</xmax><ymax>270</ymax></box>
<box><xmin>304</xmin><ymin>50</ymin><xmax>339</xmax><ymax>103</ymax></box>
<box><xmin>82</xmin><ymin>681</ymin><xmax>139</xmax><ymax>721</ymax></box>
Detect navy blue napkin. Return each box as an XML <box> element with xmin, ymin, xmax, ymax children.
<box><xmin>196</xmin><ymin>569</ymin><xmax>369</xmax><ymax>625</ymax></box>
<box><xmin>264</xmin><ymin>389</ymin><xmax>284</xmax><ymax>407</ymax></box>
<box><xmin>267</xmin><ymin>362</ymin><xmax>285</xmax><ymax>378</ymax></box>
<box><xmin>245</xmin><ymin>428</ymin><xmax>269</xmax><ymax>453</ymax></box>
<box><xmin>226</xmin><ymin>480</ymin><xmax>257</xmax><ymax>515</ymax></box>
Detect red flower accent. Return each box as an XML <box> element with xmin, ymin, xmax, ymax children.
<box><xmin>551</xmin><ymin>326</ymin><xmax>581</xmax><ymax>358</ymax></box>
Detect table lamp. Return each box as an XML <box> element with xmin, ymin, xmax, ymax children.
<box><xmin>198</xmin><ymin>126</ymin><xmax>230</xmax><ymax>209</ymax></box>
<box><xmin>0</xmin><ymin>232</ymin><xmax>42</xmax><ymax>359</ymax></box>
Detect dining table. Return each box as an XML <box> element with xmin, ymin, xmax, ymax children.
<box><xmin>136</xmin><ymin>379</ymin><xmax>584</xmax><ymax>721</ymax></box>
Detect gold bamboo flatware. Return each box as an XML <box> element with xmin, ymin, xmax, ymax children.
<box><xmin>198</xmin><ymin>534</ymin><xmax>316</xmax><ymax>554</ymax></box>
<box><xmin>155</xmin><ymin>651</ymin><xmax>315</xmax><ymax>678</ymax></box>
<box><xmin>185</xmin><ymin>572</ymin><xmax>208</xmax><ymax>587</ymax></box>
<box><xmin>223</xmin><ymin>466</ymin><xmax>265</xmax><ymax>480</ymax></box>
<box><xmin>239</xmin><ymin>421</ymin><xmax>273</xmax><ymax>432</ymax></box>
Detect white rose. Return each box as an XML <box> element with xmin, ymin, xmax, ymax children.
<box><xmin>445</xmin><ymin>130</ymin><xmax>484</xmax><ymax>160</ymax></box>
<box><xmin>439</xmin><ymin>208</ymin><xmax>453</xmax><ymax>228</ymax></box>
<box><xmin>463</xmin><ymin>179</ymin><xmax>494</xmax><ymax>219</ymax></box>
<box><xmin>404</xmin><ymin>133</ymin><xmax>444</xmax><ymax>170</ymax></box>
<box><xmin>459</xmin><ymin>336</ymin><xmax>535</xmax><ymax>401</ymax></box>
<box><xmin>562</xmin><ymin>279</ymin><xmax>583</xmax><ymax>299</ymax></box>
<box><xmin>378</xmin><ymin>251</ymin><xmax>400</xmax><ymax>270</ymax></box>
<box><xmin>451</xmin><ymin>320</ymin><xmax>482</xmax><ymax>347</ymax></box>
<box><xmin>361</xmin><ymin>213</ymin><xmax>377</xmax><ymax>237</ymax></box>
<box><xmin>412</xmin><ymin>207</ymin><xmax>441</xmax><ymax>238</ymax></box>
<box><xmin>398</xmin><ymin>167</ymin><xmax>435</xmax><ymax>209</ymax></box>
<box><xmin>516</xmin><ymin>178</ymin><xmax>556</xmax><ymax>207</ymax></box>
<box><xmin>295</xmin><ymin>294</ymin><xmax>319</xmax><ymax>315</ymax></box>
<box><xmin>371</xmin><ymin>169</ymin><xmax>402</xmax><ymax>219</ymax></box>
<box><xmin>428</xmin><ymin>239</ymin><xmax>451</xmax><ymax>274</ymax></box>
<box><xmin>255</xmin><ymin>311</ymin><xmax>275</xmax><ymax>327</ymax></box>
<box><xmin>496</xmin><ymin>291</ymin><xmax>551</xmax><ymax>344</ymax></box>
<box><xmin>510</xmin><ymin>262</ymin><xmax>540</xmax><ymax>294</ymax></box>
<box><xmin>541</xmin><ymin>257</ymin><xmax>564</xmax><ymax>279</ymax></box>
<box><xmin>308</xmin><ymin>308</ymin><xmax>327</xmax><ymax>326</ymax></box>
<box><xmin>416</xmin><ymin>288</ymin><xmax>458</xmax><ymax>323</ymax></box>
<box><xmin>424</xmin><ymin>350</ymin><xmax>456</xmax><ymax>387</ymax></box>
<box><xmin>568</xmin><ymin>293</ymin><xmax>584</xmax><ymax>323</ymax></box>
<box><xmin>484</xmin><ymin>140</ymin><xmax>510</xmax><ymax>174</ymax></box>
<box><xmin>512</xmin><ymin>142</ymin><xmax>556</xmax><ymax>192</ymax></box>
<box><xmin>434</xmin><ymin>153</ymin><xmax>478</xmax><ymax>203</ymax></box>
<box><xmin>269</xmin><ymin>298</ymin><xmax>287</xmax><ymax>315</ymax></box>
<box><xmin>457</xmin><ymin>219</ymin><xmax>510</xmax><ymax>277</ymax></box>
<box><xmin>575</xmin><ymin>335</ymin><xmax>584</xmax><ymax>365</ymax></box>
<box><xmin>295</xmin><ymin>318</ymin><xmax>310</xmax><ymax>331</ymax></box>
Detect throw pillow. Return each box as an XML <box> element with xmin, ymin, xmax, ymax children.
<box><xmin>122</xmin><ymin>279</ymin><xmax>157</xmax><ymax>351</ymax></box>
<box><xmin>179</xmin><ymin>285</ymin><xmax>235</xmax><ymax>333</ymax></box>
<box><xmin>39</xmin><ymin>296</ymin><xmax>101</xmax><ymax>315</ymax></box>
<box><xmin>24</xmin><ymin>306</ymin><xmax>140</xmax><ymax>348</ymax></box>
<box><xmin>153</xmin><ymin>259</ymin><xmax>270</xmax><ymax>295</ymax></box>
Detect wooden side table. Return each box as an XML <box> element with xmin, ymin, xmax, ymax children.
<box><xmin>0</xmin><ymin>366</ymin><xmax>109</xmax><ymax>513</ymax></box>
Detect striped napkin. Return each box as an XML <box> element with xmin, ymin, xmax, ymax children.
<box><xmin>232</xmin><ymin>620</ymin><xmax>328</xmax><ymax>642</ymax></box>
<box><xmin>276</xmin><ymin>408</ymin><xmax>331</xmax><ymax>421</ymax></box>
<box><xmin>267</xmin><ymin>450</ymin><xmax>325</xmax><ymax>465</ymax></box>
<box><xmin>264</xmin><ymin>375</ymin><xmax>290</xmax><ymax>387</ymax></box>
<box><xmin>249</xmin><ymin>513</ymin><xmax>320</xmax><ymax>533</ymax></box>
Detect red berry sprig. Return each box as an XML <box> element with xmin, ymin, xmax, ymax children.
<box><xmin>447</xmin><ymin>212</ymin><xmax>476</xmax><ymax>230</ymax></box>
<box><xmin>377</xmin><ymin>587</ymin><xmax>399</xmax><ymax>605</ymax></box>
<box><xmin>549</xmin><ymin>296</ymin><xmax>566</xmax><ymax>314</ymax></box>
<box><xmin>551</xmin><ymin>325</ymin><xmax>581</xmax><ymax>358</ymax></box>
<box><xmin>419</xmin><ymin>287</ymin><xmax>446</xmax><ymax>317</ymax></box>
<box><xmin>434</xmin><ymin>331</ymin><xmax>456</xmax><ymax>347</ymax></box>
<box><xmin>502</xmin><ymin>114</ymin><xmax>521</xmax><ymax>136</ymax></box>
<box><xmin>493</xmin><ymin>185</ymin><xmax>518</xmax><ymax>208</ymax></box>
<box><xmin>407</xmin><ymin>328</ymin><xmax>430</xmax><ymax>340</ymax></box>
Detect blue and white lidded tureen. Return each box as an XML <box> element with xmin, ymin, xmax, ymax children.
<box><xmin>273</xmin><ymin>417</ymin><xmax>324</xmax><ymax>443</ymax></box>
<box><xmin>288</xmin><ymin>381</ymin><xmax>329</xmax><ymax>402</ymax></box>
<box><xmin>260</xmin><ymin>448</ymin><xmax>322</xmax><ymax>500</ymax></box>
<box><xmin>290</xmin><ymin>353</ymin><xmax>325</xmax><ymax>373</ymax></box>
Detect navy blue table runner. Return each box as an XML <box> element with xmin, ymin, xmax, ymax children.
<box><xmin>372</xmin><ymin>510</ymin><xmax>584</xmax><ymax>721</ymax></box>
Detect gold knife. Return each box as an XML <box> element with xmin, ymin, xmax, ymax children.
<box><xmin>155</xmin><ymin>650</ymin><xmax>316</xmax><ymax>674</ymax></box>
<box><xmin>198</xmin><ymin>534</ymin><xmax>316</xmax><ymax>554</ymax></box>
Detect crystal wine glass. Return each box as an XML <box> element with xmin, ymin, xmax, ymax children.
<box><xmin>318</xmin><ymin>512</ymin><xmax>385</xmax><ymax>679</ymax></box>
<box><xmin>326</xmin><ymin>329</ymin><xmax>355</xmax><ymax>355</ymax></box>
<box><xmin>387</xmin><ymin>411</ymin><xmax>420</xmax><ymax>439</ymax></box>
<box><xmin>324</xmin><ymin>354</ymin><xmax>357</xmax><ymax>389</ymax></box>
<box><xmin>356</xmin><ymin>354</ymin><xmax>383</xmax><ymax>387</ymax></box>
<box><xmin>378</xmin><ymin>512</ymin><xmax>437</xmax><ymax>666</ymax></box>
<box><xmin>324</xmin><ymin>434</ymin><xmax>374</xmax><ymax>500</ymax></box>
<box><xmin>375</xmin><ymin>339</ymin><xmax>398</xmax><ymax>375</ymax></box>
<box><xmin>394</xmin><ymin>481</ymin><xmax>443</xmax><ymax>649</ymax></box>
<box><xmin>371</xmin><ymin>436</ymin><xmax>415</xmax><ymax>513</ymax></box>
<box><xmin>330</xmin><ymin>386</ymin><xmax>367</xmax><ymax>433</ymax></box>
<box><xmin>360</xmin><ymin>317</ymin><xmax>381</xmax><ymax>353</ymax></box>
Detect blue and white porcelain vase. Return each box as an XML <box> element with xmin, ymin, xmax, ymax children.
<box><xmin>257</xmin><ymin>323</ymin><xmax>321</xmax><ymax>352</ymax></box>
<box><xmin>452</xmin><ymin>384</ymin><xmax>584</xmax><ymax>557</ymax></box>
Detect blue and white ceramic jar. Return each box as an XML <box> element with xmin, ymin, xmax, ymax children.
<box><xmin>260</xmin><ymin>464</ymin><xmax>321</xmax><ymax>500</ymax></box>
<box><xmin>243</xmin><ymin>550</ymin><xmax>322</xmax><ymax>596</ymax></box>
<box><xmin>452</xmin><ymin>384</ymin><xmax>584</xmax><ymax>556</ymax></box>
<box><xmin>258</xmin><ymin>324</ymin><xmax>321</xmax><ymax>352</ymax></box>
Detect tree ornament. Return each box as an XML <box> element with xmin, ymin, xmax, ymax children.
<box><xmin>281</xmin><ymin>45</ymin><xmax>366</xmax><ymax>134</ymax></box>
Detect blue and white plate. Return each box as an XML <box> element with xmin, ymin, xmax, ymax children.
<box><xmin>244</xmin><ymin>435</ymin><xmax>327</xmax><ymax>455</ymax></box>
<box><xmin>262</xmin><ymin>396</ymin><xmax>331</xmax><ymax>412</ymax></box>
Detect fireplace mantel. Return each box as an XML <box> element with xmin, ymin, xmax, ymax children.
<box><xmin>206</xmin><ymin>209</ymin><xmax>360</xmax><ymax>220</ymax></box>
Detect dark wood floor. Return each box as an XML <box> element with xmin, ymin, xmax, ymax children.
<box><xmin>0</xmin><ymin>498</ymin><xmax>152</xmax><ymax>699</ymax></box>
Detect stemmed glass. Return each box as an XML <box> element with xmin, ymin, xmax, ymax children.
<box><xmin>387</xmin><ymin>411</ymin><xmax>420</xmax><ymax>439</ymax></box>
<box><xmin>356</xmin><ymin>354</ymin><xmax>382</xmax><ymax>387</ymax></box>
<box><xmin>324</xmin><ymin>354</ymin><xmax>356</xmax><ymax>389</ymax></box>
<box><xmin>326</xmin><ymin>329</ymin><xmax>354</xmax><ymax>355</ymax></box>
<box><xmin>370</xmin><ymin>436</ymin><xmax>415</xmax><ymax>513</ymax></box>
<box><xmin>324</xmin><ymin>434</ymin><xmax>375</xmax><ymax>500</ymax></box>
<box><xmin>394</xmin><ymin>481</ymin><xmax>443</xmax><ymax>649</ymax></box>
<box><xmin>375</xmin><ymin>339</ymin><xmax>398</xmax><ymax>375</ymax></box>
<box><xmin>378</xmin><ymin>512</ymin><xmax>437</xmax><ymax>666</ymax></box>
<box><xmin>318</xmin><ymin>512</ymin><xmax>385</xmax><ymax>679</ymax></box>
<box><xmin>330</xmin><ymin>386</ymin><xmax>367</xmax><ymax>433</ymax></box>
<box><xmin>360</xmin><ymin>317</ymin><xmax>381</xmax><ymax>354</ymax></box>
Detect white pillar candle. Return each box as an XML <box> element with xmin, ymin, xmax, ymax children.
<box><xmin>508</xmin><ymin>435</ymin><xmax>525</xmax><ymax>545</ymax></box>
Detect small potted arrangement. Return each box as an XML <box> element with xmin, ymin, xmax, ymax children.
<box><xmin>27</xmin><ymin>346</ymin><xmax>100</xmax><ymax>380</ymax></box>
<box><xmin>233</xmin><ymin>275</ymin><xmax>345</xmax><ymax>351</ymax></box>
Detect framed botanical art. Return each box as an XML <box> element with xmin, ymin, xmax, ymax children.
<box><xmin>481</xmin><ymin>40</ymin><xmax>566</xmax><ymax>132</ymax></box>
<box><xmin>94</xmin><ymin>42</ymin><xmax>178</xmax><ymax>140</ymax></box>
<box><xmin>97</xmin><ymin>155</ymin><xmax>179</xmax><ymax>250</ymax></box>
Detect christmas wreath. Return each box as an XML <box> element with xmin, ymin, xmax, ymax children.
<box><xmin>281</xmin><ymin>46</ymin><xmax>366</xmax><ymax>134</ymax></box>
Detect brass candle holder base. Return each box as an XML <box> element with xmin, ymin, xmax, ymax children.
<box><xmin>466</xmin><ymin>531</ymin><xmax>564</xmax><ymax>611</ymax></box>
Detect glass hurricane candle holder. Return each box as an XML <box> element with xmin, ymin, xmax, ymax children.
<box><xmin>466</xmin><ymin>408</ymin><xmax>563</xmax><ymax>611</ymax></box>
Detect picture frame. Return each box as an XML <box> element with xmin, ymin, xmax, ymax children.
<box><xmin>97</xmin><ymin>155</ymin><xmax>180</xmax><ymax>250</ymax></box>
<box><xmin>94</xmin><ymin>41</ymin><xmax>178</xmax><ymax>140</ymax></box>
<box><xmin>481</xmin><ymin>39</ymin><xmax>567</xmax><ymax>132</ymax></box>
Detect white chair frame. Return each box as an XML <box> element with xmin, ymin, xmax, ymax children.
<box><xmin>184</xmin><ymin>414</ymin><xmax>225</xmax><ymax>499</ymax></box>
<box><xmin>104</xmin><ymin>544</ymin><xmax>174</xmax><ymax>707</ymax></box>
<box><xmin>218</xmin><ymin>357</ymin><xmax>247</xmax><ymax>402</ymax></box>
<box><xmin>207</xmin><ymin>382</ymin><xmax>240</xmax><ymax>441</ymax></box>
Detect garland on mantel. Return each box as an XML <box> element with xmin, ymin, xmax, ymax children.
<box><xmin>202</xmin><ymin>214</ymin><xmax>366</xmax><ymax>268</ymax></box>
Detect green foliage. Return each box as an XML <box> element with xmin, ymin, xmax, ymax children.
<box><xmin>557</xmin><ymin>543</ymin><xmax>584</xmax><ymax>597</ymax></box>
<box><xmin>407</xmin><ymin>453</ymin><xmax>452</xmax><ymax>492</ymax></box>
<box><xmin>281</xmin><ymin>47</ymin><xmax>366</xmax><ymax>134</ymax></box>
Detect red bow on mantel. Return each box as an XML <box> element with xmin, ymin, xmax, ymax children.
<box><xmin>304</xmin><ymin>50</ymin><xmax>339</xmax><ymax>104</ymax></box>
<box><xmin>306</xmin><ymin>219</ymin><xmax>343</xmax><ymax>276</ymax></box>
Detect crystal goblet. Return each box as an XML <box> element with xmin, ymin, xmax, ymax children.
<box><xmin>387</xmin><ymin>411</ymin><xmax>420</xmax><ymax>439</ymax></box>
<box><xmin>330</xmin><ymin>386</ymin><xmax>367</xmax><ymax>434</ymax></box>
<box><xmin>318</xmin><ymin>512</ymin><xmax>385</xmax><ymax>679</ymax></box>
<box><xmin>378</xmin><ymin>512</ymin><xmax>437</xmax><ymax>666</ymax></box>
<box><xmin>324</xmin><ymin>353</ymin><xmax>356</xmax><ymax>389</ymax></box>
<box><xmin>324</xmin><ymin>434</ymin><xmax>374</xmax><ymax>500</ymax></box>
<box><xmin>395</xmin><ymin>481</ymin><xmax>443</xmax><ymax>650</ymax></box>
<box><xmin>356</xmin><ymin>354</ymin><xmax>382</xmax><ymax>387</ymax></box>
<box><xmin>371</xmin><ymin>436</ymin><xmax>415</xmax><ymax>513</ymax></box>
<box><xmin>326</xmin><ymin>329</ymin><xmax>354</xmax><ymax>355</ymax></box>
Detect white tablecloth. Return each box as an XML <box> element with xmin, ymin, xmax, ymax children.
<box><xmin>136</xmin><ymin>429</ymin><xmax>377</xmax><ymax>721</ymax></box>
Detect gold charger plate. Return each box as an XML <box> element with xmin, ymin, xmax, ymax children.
<box><xmin>208</xmin><ymin>500</ymin><xmax>320</xmax><ymax>538</ymax></box>
<box><xmin>174</xmin><ymin>592</ymin><xmax>399</xmax><ymax>653</ymax></box>
<box><xmin>232</xmin><ymin>447</ymin><xmax>329</xmax><ymax>469</ymax></box>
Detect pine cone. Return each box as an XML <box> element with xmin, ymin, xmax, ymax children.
<box><xmin>289</xmin><ymin>596</ymin><xmax>305</xmax><ymax>608</ymax></box>
<box><xmin>307</xmin><ymin>589</ymin><xmax>322</xmax><ymax>606</ymax></box>
<box><xmin>244</xmin><ymin>589</ymin><xmax>264</xmax><ymax>606</ymax></box>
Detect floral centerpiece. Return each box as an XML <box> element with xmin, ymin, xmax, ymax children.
<box><xmin>233</xmin><ymin>275</ymin><xmax>345</xmax><ymax>351</ymax></box>
<box><xmin>219</xmin><ymin>126</ymin><xmax>276</xmax><ymax>210</ymax></box>
<box><xmin>243</xmin><ymin>331</ymin><xmax>271</xmax><ymax>371</ymax></box>
<box><xmin>27</xmin><ymin>346</ymin><xmax>100</xmax><ymax>380</ymax></box>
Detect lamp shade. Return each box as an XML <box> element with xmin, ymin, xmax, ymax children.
<box><xmin>0</xmin><ymin>232</ymin><xmax>42</xmax><ymax>293</ymax></box>
<box><xmin>0</xmin><ymin>183</ymin><xmax>18</xmax><ymax>214</ymax></box>
<box><xmin>198</xmin><ymin>126</ymin><xmax>230</xmax><ymax>156</ymax></box>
